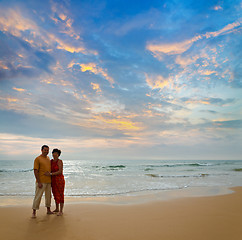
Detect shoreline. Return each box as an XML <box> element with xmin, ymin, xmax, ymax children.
<box><xmin>0</xmin><ymin>185</ymin><xmax>238</xmax><ymax>207</ymax></box>
<box><xmin>0</xmin><ymin>186</ymin><xmax>241</xmax><ymax>240</ymax></box>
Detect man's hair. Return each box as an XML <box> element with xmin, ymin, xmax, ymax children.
<box><xmin>52</xmin><ymin>148</ymin><xmax>61</xmax><ymax>156</ymax></box>
<box><xmin>41</xmin><ymin>145</ymin><xmax>49</xmax><ymax>150</ymax></box>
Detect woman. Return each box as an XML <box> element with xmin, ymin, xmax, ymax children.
<box><xmin>45</xmin><ymin>148</ymin><xmax>65</xmax><ymax>216</ymax></box>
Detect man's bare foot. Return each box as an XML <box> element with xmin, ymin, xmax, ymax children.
<box><xmin>57</xmin><ymin>212</ymin><xmax>63</xmax><ymax>216</ymax></box>
<box><xmin>47</xmin><ymin>211</ymin><xmax>54</xmax><ymax>215</ymax></box>
<box><xmin>31</xmin><ymin>213</ymin><xmax>36</xmax><ymax>218</ymax></box>
<box><xmin>53</xmin><ymin>209</ymin><xmax>59</xmax><ymax>213</ymax></box>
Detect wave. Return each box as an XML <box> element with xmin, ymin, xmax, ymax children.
<box><xmin>233</xmin><ymin>168</ymin><xmax>242</xmax><ymax>172</ymax></box>
<box><xmin>0</xmin><ymin>187</ymin><xmax>182</xmax><ymax>197</ymax></box>
<box><xmin>145</xmin><ymin>173</ymin><xmax>209</xmax><ymax>178</ymax></box>
<box><xmin>144</xmin><ymin>168</ymin><xmax>153</xmax><ymax>171</ymax></box>
<box><xmin>144</xmin><ymin>163</ymin><xmax>213</xmax><ymax>168</ymax></box>
<box><xmin>56</xmin><ymin>187</ymin><xmax>185</xmax><ymax>197</ymax></box>
<box><xmin>0</xmin><ymin>193</ymin><xmax>33</xmax><ymax>196</ymax></box>
<box><xmin>0</xmin><ymin>169</ymin><xmax>33</xmax><ymax>173</ymax></box>
<box><xmin>92</xmin><ymin>165</ymin><xmax>126</xmax><ymax>170</ymax></box>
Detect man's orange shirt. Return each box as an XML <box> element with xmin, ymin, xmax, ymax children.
<box><xmin>33</xmin><ymin>155</ymin><xmax>51</xmax><ymax>183</ymax></box>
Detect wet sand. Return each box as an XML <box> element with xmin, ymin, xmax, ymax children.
<box><xmin>0</xmin><ymin>187</ymin><xmax>241</xmax><ymax>240</ymax></box>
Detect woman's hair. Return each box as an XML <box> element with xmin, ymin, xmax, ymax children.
<box><xmin>52</xmin><ymin>148</ymin><xmax>61</xmax><ymax>156</ymax></box>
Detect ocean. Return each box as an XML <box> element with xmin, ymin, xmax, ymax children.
<box><xmin>0</xmin><ymin>159</ymin><xmax>242</xmax><ymax>198</ymax></box>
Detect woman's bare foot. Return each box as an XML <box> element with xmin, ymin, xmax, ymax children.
<box><xmin>57</xmin><ymin>212</ymin><xmax>63</xmax><ymax>216</ymax></box>
<box><xmin>53</xmin><ymin>209</ymin><xmax>59</xmax><ymax>213</ymax></box>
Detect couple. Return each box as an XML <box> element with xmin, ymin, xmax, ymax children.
<box><xmin>32</xmin><ymin>145</ymin><xmax>65</xmax><ymax>218</ymax></box>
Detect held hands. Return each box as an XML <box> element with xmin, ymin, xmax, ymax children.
<box><xmin>38</xmin><ymin>183</ymin><xmax>43</xmax><ymax>188</ymax></box>
<box><xmin>44</xmin><ymin>171</ymin><xmax>51</xmax><ymax>176</ymax></box>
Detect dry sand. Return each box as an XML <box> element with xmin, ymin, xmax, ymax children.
<box><xmin>0</xmin><ymin>187</ymin><xmax>242</xmax><ymax>240</ymax></box>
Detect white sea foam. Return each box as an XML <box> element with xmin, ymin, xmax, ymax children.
<box><xmin>0</xmin><ymin>159</ymin><xmax>241</xmax><ymax>197</ymax></box>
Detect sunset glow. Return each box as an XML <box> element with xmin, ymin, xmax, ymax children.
<box><xmin>0</xmin><ymin>0</ymin><xmax>241</xmax><ymax>160</ymax></box>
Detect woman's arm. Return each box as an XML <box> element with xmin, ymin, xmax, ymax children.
<box><xmin>52</xmin><ymin>160</ymin><xmax>63</xmax><ymax>176</ymax></box>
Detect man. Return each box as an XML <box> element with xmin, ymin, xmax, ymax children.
<box><xmin>32</xmin><ymin>145</ymin><xmax>53</xmax><ymax>218</ymax></box>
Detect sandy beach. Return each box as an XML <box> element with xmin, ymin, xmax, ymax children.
<box><xmin>0</xmin><ymin>187</ymin><xmax>242</xmax><ymax>240</ymax></box>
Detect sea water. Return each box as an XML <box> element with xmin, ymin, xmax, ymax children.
<box><xmin>0</xmin><ymin>159</ymin><xmax>242</xmax><ymax>197</ymax></box>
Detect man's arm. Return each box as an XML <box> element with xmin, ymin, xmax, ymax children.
<box><xmin>34</xmin><ymin>169</ymin><xmax>43</xmax><ymax>188</ymax></box>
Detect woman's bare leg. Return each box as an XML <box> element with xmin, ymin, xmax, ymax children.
<box><xmin>53</xmin><ymin>202</ymin><xmax>59</xmax><ymax>212</ymax></box>
<box><xmin>57</xmin><ymin>203</ymin><xmax>64</xmax><ymax>216</ymax></box>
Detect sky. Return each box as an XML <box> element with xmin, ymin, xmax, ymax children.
<box><xmin>0</xmin><ymin>0</ymin><xmax>241</xmax><ymax>161</ymax></box>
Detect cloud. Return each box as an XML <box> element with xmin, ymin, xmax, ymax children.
<box><xmin>91</xmin><ymin>82</ymin><xmax>101</xmax><ymax>93</ymax></box>
<box><xmin>146</xmin><ymin>20</ymin><xmax>242</xmax><ymax>58</ymax></box>
<box><xmin>59</xmin><ymin>13</ymin><xmax>67</xmax><ymax>21</ymax></box>
<box><xmin>147</xmin><ymin>36</ymin><xmax>201</xmax><ymax>57</ymax></box>
<box><xmin>0</xmin><ymin>132</ymin><xmax>146</xmax><ymax>157</ymax></box>
<box><xmin>0</xmin><ymin>1</ymin><xmax>241</xmax><ymax>160</ymax></box>
<box><xmin>198</xmin><ymin>70</ymin><xmax>217</xmax><ymax>76</ymax></box>
<box><xmin>204</xmin><ymin>21</ymin><xmax>242</xmax><ymax>38</ymax></box>
<box><xmin>0</xmin><ymin>63</ymin><xmax>36</xmax><ymax>80</ymax></box>
<box><xmin>175</xmin><ymin>55</ymin><xmax>200</xmax><ymax>67</ymax></box>
<box><xmin>0</xmin><ymin>7</ymin><xmax>98</xmax><ymax>56</ymax></box>
<box><xmin>213</xmin><ymin>5</ymin><xmax>223</xmax><ymax>11</ymax></box>
<box><xmin>145</xmin><ymin>73</ymin><xmax>170</xmax><ymax>90</ymax></box>
<box><xmin>0</xmin><ymin>8</ymin><xmax>39</xmax><ymax>38</ymax></box>
<box><xmin>68</xmin><ymin>62</ymin><xmax>114</xmax><ymax>86</ymax></box>
<box><xmin>41</xmin><ymin>77</ymin><xmax>73</xmax><ymax>87</ymax></box>
<box><xmin>47</xmin><ymin>33</ymin><xmax>98</xmax><ymax>55</ymax></box>
<box><xmin>90</xmin><ymin>99</ymin><xmax>125</xmax><ymax>114</ymax></box>
<box><xmin>0</xmin><ymin>61</ymin><xmax>9</xmax><ymax>70</ymax></box>
<box><xmin>181</xmin><ymin>97</ymin><xmax>235</xmax><ymax>107</ymax></box>
<box><xmin>0</xmin><ymin>86</ymin><xmax>140</xmax><ymax>135</ymax></box>
<box><xmin>49</xmin><ymin>1</ymin><xmax>82</xmax><ymax>40</ymax></box>
<box><xmin>89</xmin><ymin>114</ymin><xmax>143</xmax><ymax>131</ymax></box>
<box><xmin>12</xmin><ymin>87</ymin><xmax>26</xmax><ymax>92</ymax></box>
<box><xmin>211</xmin><ymin>119</ymin><xmax>242</xmax><ymax>129</ymax></box>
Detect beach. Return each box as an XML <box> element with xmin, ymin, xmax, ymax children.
<box><xmin>0</xmin><ymin>187</ymin><xmax>241</xmax><ymax>240</ymax></box>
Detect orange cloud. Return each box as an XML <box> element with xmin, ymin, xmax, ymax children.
<box><xmin>0</xmin><ymin>96</ymin><xmax>18</xmax><ymax>103</ymax></box>
<box><xmin>184</xmin><ymin>98</ymin><xmax>211</xmax><ymax>105</ymax></box>
<box><xmin>0</xmin><ymin>61</ymin><xmax>8</xmax><ymax>70</ymax></box>
<box><xmin>47</xmin><ymin>34</ymin><xmax>97</xmax><ymax>55</ymax></box>
<box><xmin>213</xmin><ymin>5</ymin><xmax>223</xmax><ymax>11</ymax></box>
<box><xmin>59</xmin><ymin>13</ymin><xmax>67</xmax><ymax>21</ymax></box>
<box><xmin>0</xmin><ymin>7</ymin><xmax>97</xmax><ymax>56</ymax></box>
<box><xmin>147</xmin><ymin>20</ymin><xmax>241</xmax><ymax>57</ymax></box>
<box><xmin>175</xmin><ymin>55</ymin><xmax>200</xmax><ymax>67</ymax></box>
<box><xmin>6</xmin><ymin>98</ymin><xmax>18</xmax><ymax>103</ymax></box>
<box><xmin>91</xmin><ymin>115</ymin><xmax>142</xmax><ymax>131</ymax></box>
<box><xmin>50</xmin><ymin>16</ymin><xmax>59</xmax><ymax>24</ymax></box>
<box><xmin>0</xmin><ymin>133</ymin><xmax>148</xmax><ymax>157</ymax></box>
<box><xmin>145</xmin><ymin>74</ymin><xmax>170</xmax><ymax>90</ymax></box>
<box><xmin>50</xmin><ymin>1</ymin><xmax>81</xmax><ymax>40</ymax></box>
<box><xmin>68</xmin><ymin>62</ymin><xmax>114</xmax><ymax>86</ymax></box>
<box><xmin>199</xmin><ymin>70</ymin><xmax>217</xmax><ymax>76</ymax></box>
<box><xmin>12</xmin><ymin>87</ymin><xmax>26</xmax><ymax>92</ymax></box>
<box><xmin>147</xmin><ymin>35</ymin><xmax>202</xmax><ymax>58</ymax></box>
<box><xmin>204</xmin><ymin>21</ymin><xmax>241</xmax><ymax>38</ymax></box>
<box><xmin>91</xmin><ymin>82</ymin><xmax>102</xmax><ymax>93</ymax></box>
<box><xmin>41</xmin><ymin>77</ymin><xmax>73</xmax><ymax>87</ymax></box>
<box><xmin>0</xmin><ymin>8</ymin><xmax>38</xmax><ymax>38</ymax></box>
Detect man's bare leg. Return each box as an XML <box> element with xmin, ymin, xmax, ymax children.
<box><xmin>32</xmin><ymin>209</ymin><xmax>36</xmax><ymax>218</ymax></box>
<box><xmin>47</xmin><ymin>207</ymin><xmax>54</xmax><ymax>214</ymax></box>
